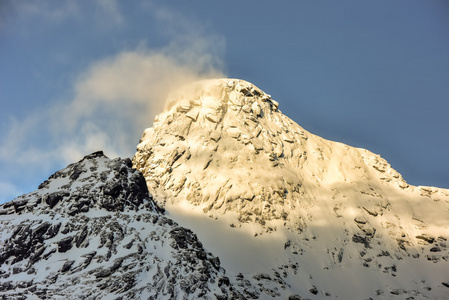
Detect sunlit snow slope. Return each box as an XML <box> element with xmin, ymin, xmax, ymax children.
<box><xmin>134</xmin><ymin>79</ymin><xmax>449</xmax><ymax>299</ymax></box>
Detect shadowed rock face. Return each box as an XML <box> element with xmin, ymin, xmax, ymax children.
<box><xmin>0</xmin><ymin>152</ymin><xmax>252</xmax><ymax>299</ymax></box>
<box><xmin>33</xmin><ymin>150</ymin><xmax>154</xmax><ymax>214</ymax></box>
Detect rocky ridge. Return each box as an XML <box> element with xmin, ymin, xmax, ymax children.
<box><xmin>133</xmin><ymin>78</ymin><xmax>449</xmax><ymax>299</ymax></box>
<box><xmin>132</xmin><ymin>79</ymin><xmax>421</xmax><ymax>228</ymax></box>
<box><xmin>1</xmin><ymin>78</ymin><xmax>449</xmax><ymax>299</ymax></box>
<box><xmin>0</xmin><ymin>152</ymin><xmax>254</xmax><ymax>299</ymax></box>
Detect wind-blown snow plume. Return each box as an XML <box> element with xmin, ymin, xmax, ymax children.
<box><xmin>59</xmin><ymin>47</ymin><xmax>224</xmax><ymax>162</ymax></box>
<box><xmin>0</xmin><ymin>2</ymin><xmax>225</xmax><ymax>202</ymax></box>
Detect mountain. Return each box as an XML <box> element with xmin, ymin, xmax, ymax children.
<box><xmin>133</xmin><ymin>79</ymin><xmax>449</xmax><ymax>299</ymax></box>
<box><xmin>0</xmin><ymin>152</ymin><xmax>251</xmax><ymax>299</ymax></box>
<box><xmin>1</xmin><ymin>78</ymin><xmax>449</xmax><ymax>299</ymax></box>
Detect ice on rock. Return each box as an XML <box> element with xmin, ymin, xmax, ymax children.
<box><xmin>134</xmin><ymin>78</ymin><xmax>425</xmax><ymax>230</ymax></box>
<box><xmin>134</xmin><ymin>79</ymin><xmax>307</xmax><ymax>224</ymax></box>
<box><xmin>4</xmin><ymin>78</ymin><xmax>449</xmax><ymax>299</ymax></box>
<box><xmin>133</xmin><ymin>78</ymin><xmax>449</xmax><ymax>299</ymax></box>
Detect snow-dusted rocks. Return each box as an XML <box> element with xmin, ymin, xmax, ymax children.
<box><xmin>134</xmin><ymin>78</ymin><xmax>449</xmax><ymax>299</ymax></box>
<box><xmin>2</xmin><ymin>78</ymin><xmax>449</xmax><ymax>299</ymax></box>
<box><xmin>133</xmin><ymin>78</ymin><xmax>448</xmax><ymax>229</ymax></box>
<box><xmin>0</xmin><ymin>152</ymin><xmax>249</xmax><ymax>299</ymax></box>
<box><xmin>134</xmin><ymin>79</ymin><xmax>310</xmax><ymax>226</ymax></box>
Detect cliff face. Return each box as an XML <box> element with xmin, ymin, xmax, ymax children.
<box><xmin>133</xmin><ymin>78</ymin><xmax>449</xmax><ymax>298</ymax></box>
<box><xmin>1</xmin><ymin>78</ymin><xmax>449</xmax><ymax>299</ymax></box>
<box><xmin>0</xmin><ymin>152</ymin><xmax>247</xmax><ymax>299</ymax></box>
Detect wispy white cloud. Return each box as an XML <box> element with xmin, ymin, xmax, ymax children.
<box><xmin>151</xmin><ymin>3</ymin><xmax>226</xmax><ymax>72</ymax></box>
<box><xmin>1</xmin><ymin>48</ymin><xmax>224</xmax><ymax>168</ymax></box>
<box><xmin>0</xmin><ymin>1</ymin><xmax>225</xmax><ymax>181</ymax></box>
<box><xmin>57</xmin><ymin>44</ymin><xmax>224</xmax><ymax>164</ymax></box>
<box><xmin>0</xmin><ymin>1</ymin><xmax>226</xmax><ymax>203</ymax></box>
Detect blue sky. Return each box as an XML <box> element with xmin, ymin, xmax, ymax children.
<box><xmin>1</xmin><ymin>1</ymin><xmax>448</xmax><ymax>203</ymax></box>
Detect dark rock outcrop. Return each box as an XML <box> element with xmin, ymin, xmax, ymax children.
<box><xmin>0</xmin><ymin>152</ymin><xmax>249</xmax><ymax>299</ymax></box>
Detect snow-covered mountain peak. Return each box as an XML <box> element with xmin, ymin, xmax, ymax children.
<box><xmin>2</xmin><ymin>79</ymin><xmax>449</xmax><ymax>299</ymax></box>
<box><xmin>0</xmin><ymin>152</ymin><xmax>254</xmax><ymax>299</ymax></box>
<box><xmin>135</xmin><ymin>78</ymin><xmax>294</xmax><ymax>223</ymax></box>
<box><xmin>5</xmin><ymin>150</ymin><xmax>157</xmax><ymax>216</ymax></box>
<box><xmin>162</xmin><ymin>78</ymin><xmax>274</xmax><ymax>115</ymax></box>
<box><xmin>133</xmin><ymin>78</ymin><xmax>448</xmax><ymax>231</ymax></box>
<box><xmin>132</xmin><ymin>78</ymin><xmax>449</xmax><ymax>298</ymax></box>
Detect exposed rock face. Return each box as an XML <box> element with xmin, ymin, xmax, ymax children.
<box><xmin>133</xmin><ymin>78</ymin><xmax>449</xmax><ymax>299</ymax></box>
<box><xmin>0</xmin><ymin>152</ymin><xmax>248</xmax><ymax>299</ymax></box>
<box><xmin>134</xmin><ymin>79</ymin><xmax>308</xmax><ymax>225</ymax></box>
<box><xmin>133</xmin><ymin>79</ymin><xmax>416</xmax><ymax>227</ymax></box>
<box><xmin>2</xmin><ymin>78</ymin><xmax>449</xmax><ymax>299</ymax></box>
<box><xmin>133</xmin><ymin>79</ymin><xmax>449</xmax><ymax>230</ymax></box>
